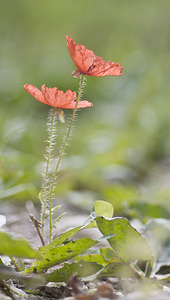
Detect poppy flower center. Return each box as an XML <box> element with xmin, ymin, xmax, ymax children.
<box><xmin>87</xmin><ymin>64</ymin><xmax>96</xmax><ymax>72</ymax></box>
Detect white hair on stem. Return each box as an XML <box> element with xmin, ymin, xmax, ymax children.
<box><xmin>40</xmin><ymin>107</ymin><xmax>58</xmax><ymax>238</ymax></box>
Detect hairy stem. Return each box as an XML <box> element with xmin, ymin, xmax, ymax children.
<box><xmin>41</xmin><ymin>107</ymin><xmax>56</xmax><ymax>238</ymax></box>
<box><xmin>48</xmin><ymin>75</ymin><xmax>85</xmax><ymax>243</ymax></box>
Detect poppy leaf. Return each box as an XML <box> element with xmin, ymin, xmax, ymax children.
<box><xmin>25</xmin><ymin>238</ymin><xmax>97</xmax><ymax>273</ymax></box>
<box><xmin>0</xmin><ymin>232</ymin><xmax>40</xmax><ymax>259</ymax></box>
<box><xmin>98</xmin><ymin>261</ymin><xmax>141</xmax><ymax>279</ymax></box>
<box><xmin>45</xmin><ymin>261</ymin><xmax>103</xmax><ymax>282</ymax></box>
<box><xmin>74</xmin><ymin>253</ymin><xmax>119</xmax><ymax>267</ymax></box>
<box><xmin>96</xmin><ymin>217</ymin><xmax>153</xmax><ymax>264</ymax></box>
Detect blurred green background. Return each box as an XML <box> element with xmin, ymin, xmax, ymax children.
<box><xmin>0</xmin><ymin>0</ymin><xmax>170</xmax><ymax>220</ymax></box>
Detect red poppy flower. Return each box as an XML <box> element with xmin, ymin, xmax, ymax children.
<box><xmin>66</xmin><ymin>35</ymin><xmax>123</xmax><ymax>77</ymax></box>
<box><xmin>23</xmin><ymin>84</ymin><xmax>93</xmax><ymax>109</ymax></box>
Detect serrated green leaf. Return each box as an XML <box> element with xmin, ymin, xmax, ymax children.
<box><xmin>25</xmin><ymin>238</ymin><xmax>97</xmax><ymax>273</ymax></box>
<box><xmin>96</xmin><ymin>217</ymin><xmax>153</xmax><ymax>263</ymax></box>
<box><xmin>40</xmin><ymin>226</ymin><xmax>82</xmax><ymax>254</ymax></box>
<box><xmin>94</xmin><ymin>200</ymin><xmax>114</xmax><ymax>218</ymax></box>
<box><xmin>40</xmin><ymin>216</ymin><xmax>96</xmax><ymax>254</ymax></box>
<box><xmin>0</xmin><ymin>232</ymin><xmax>40</xmax><ymax>258</ymax></box>
<box><xmin>45</xmin><ymin>261</ymin><xmax>103</xmax><ymax>282</ymax></box>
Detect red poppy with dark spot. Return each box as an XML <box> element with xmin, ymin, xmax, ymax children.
<box><xmin>66</xmin><ymin>35</ymin><xmax>123</xmax><ymax>77</ymax></box>
<box><xmin>23</xmin><ymin>84</ymin><xmax>93</xmax><ymax>109</ymax></box>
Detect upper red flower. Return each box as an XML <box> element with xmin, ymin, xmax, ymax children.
<box><xmin>23</xmin><ymin>84</ymin><xmax>93</xmax><ymax>109</ymax></box>
<box><xmin>66</xmin><ymin>35</ymin><xmax>123</xmax><ymax>77</ymax></box>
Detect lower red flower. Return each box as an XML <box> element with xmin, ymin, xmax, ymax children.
<box><xmin>23</xmin><ymin>84</ymin><xmax>93</xmax><ymax>109</ymax></box>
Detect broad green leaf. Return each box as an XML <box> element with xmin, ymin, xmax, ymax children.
<box><xmin>40</xmin><ymin>219</ymin><xmax>96</xmax><ymax>255</ymax></box>
<box><xmin>94</xmin><ymin>200</ymin><xmax>114</xmax><ymax>218</ymax></box>
<box><xmin>74</xmin><ymin>253</ymin><xmax>119</xmax><ymax>267</ymax></box>
<box><xmin>100</xmin><ymin>247</ymin><xmax>117</xmax><ymax>260</ymax></box>
<box><xmin>25</xmin><ymin>238</ymin><xmax>97</xmax><ymax>273</ymax></box>
<box><xmin>98</xmin><ymin>262</ymin><xmax>141</xmax><ymax>279</ymax></box>
<box><xmin>84</xmin><ymin>200</ymin><xmax>114</xmax><ymax>230</ymax></box>
<box><xmin>45</xmin><ymin>261</ymin><xmax>103</xmax><ymax>282</ymax></box>
<box><xmin>40</xmin><ymin>226</ymin><xmax>82</xmax><ymax>254</ymax></box>
<box><xmin>0</xmin><ymin>232</ymin><xmax>40</xmax><ymax>258</ymax></box>
<box><xmin>96</xmin><ymin>217</ymin><xmax>153</xmax><ymax>263</ymax></box>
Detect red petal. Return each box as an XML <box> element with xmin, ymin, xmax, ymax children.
<box><xmin>66</xmin><ymin>35</ymin><xmax>94</xmax><ymax>74</ymax></box>
<box><xmin>54</xmin><ymin>89</ymin><xmax>77</xmax><ymax>108</ymax></box>
<box><xmin>77</xmin><ymin>100</ymin><xmax>93</xmax><ymax>108</ymax></box>
<box><xmin>23</xmin><ymin>84</ymin><xmax>44</xmax><ymax>103</ymax></box>
<box><xmin>62</xmin><ymin>100</ymin><xmax>93</xmax><ymax>109</ymax></box>
<box><xmin>87</xmin><ymin>61</ymin><xmax>123</xmax><ymax>76</ymax></box>
<box><xmin>41</xmin><ymin>85</ymin><xmax>59</xmax><ymax>106</ymax></box>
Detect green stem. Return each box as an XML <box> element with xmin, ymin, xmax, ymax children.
<box><xmin>48</xmin><ymin>75</ymin><xmax>85</xmax><ymax>243</ymax></box>
<box><xmin>41</xmin><ymin>107</ymin><xmax>56</xmax><ymax>238</ymax></box>
<box><xmin>10</xmin><ymin>257</ymin><xmax>21</xmax><ymax>272</ymax></box>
